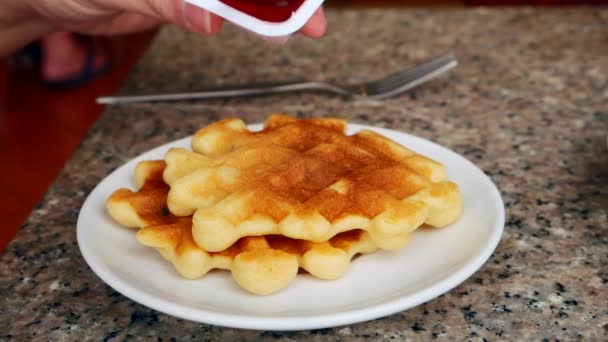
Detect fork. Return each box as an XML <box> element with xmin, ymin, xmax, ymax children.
<box><xmin>96</xmin><ymin>53</ymin><xmax>457</xmax><ymax>105</ymax></box>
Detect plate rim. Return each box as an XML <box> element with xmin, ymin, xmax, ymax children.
<box><xmin>77</xmin><ymin>123</ymin><xmax>505</xmax><ymax>331</ymax></box>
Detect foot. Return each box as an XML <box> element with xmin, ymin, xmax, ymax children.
<box><xmin>40</xmin><ymin>32</ymin><xmax>109</xmax><ymax>85</ymax></box>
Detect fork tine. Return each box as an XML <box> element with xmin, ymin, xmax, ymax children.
<box><xmin>364</xmin><ymin>53</ymin><xmax>458</xmax><ymax>99</ymax></box>
<box><xmin>371</xmin><ymin>53</ymin><xmax>456</xmax><ymax>90</ymax></box>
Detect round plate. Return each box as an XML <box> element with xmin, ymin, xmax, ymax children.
<box><xmin>77</xmin><ymin>124</ymin><xmax>504</xmax><ymax>331</ymax></box>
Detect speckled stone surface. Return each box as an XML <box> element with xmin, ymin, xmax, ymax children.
<box><xmin>2</xmin><ymin>8</ymin><xmax>607</xmax><ymax>341</ymax></box>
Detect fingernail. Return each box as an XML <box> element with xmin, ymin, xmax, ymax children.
<box><xmin>202</xmin><ymin>11</ymin><xmax>212</xmax><ymax>35</ymax></box>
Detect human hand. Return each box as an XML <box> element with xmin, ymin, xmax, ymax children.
<box><xmin>0</xmin><ymin>0</ymin><xmax>326</xmax><ymax>55</ymax></box>
<box><xmin>21</xmin><ymin>0</ymin><xmax>325</xmax><ymax>37</ymax></box>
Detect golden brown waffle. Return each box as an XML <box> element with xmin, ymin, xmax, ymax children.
<box><xmin>106</xmin><ymin>160</ymin><xmax>176</xmax><ymax>228</ymax></box>
<box><xmin>106</xmin><ymin>161</ymin><xmax>379</xmax><ymax>295</ymax></box>
<box><xmin>165</xmin><ymin>114</ymin><xmax>462</xmax><ymax>252</ymax></box>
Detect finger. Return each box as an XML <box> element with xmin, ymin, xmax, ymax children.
<box><xmin>299</xmin><ymin>7</ymin><xmax>326</xmax><ymax>38</ymax></box>
<box><xmin>181</xmin><ymin>2</ymin><xmax>223</xmax><ymax>35</ymax></box>
<box><xmin>58</xmin><ymin>11</ymin><xmax>163</xmax><ymax>35</ymax></box>
<box><xmin>95</xmin><ymin>13</ymin><xmax>163</xmax><ymax>35</ymax></box>
<box><xmin>100</xmin><ymin>0</ymin><xmax>223</xmax><ymax>35</ymax></box>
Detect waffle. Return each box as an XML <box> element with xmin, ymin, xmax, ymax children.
<box><xmin>106</xmin><ymin>160</ymin><xmax>174</xmax><ymax>228</ymax></box>
<box><xmin>165</xmin><ymin>114</ymin><xmax>462</xmax><ymax>252</ymax></box>
<box><xmin>106</xmin><ymin>160</ymin><xmax>381</xmax><ymax>295</ymax></box>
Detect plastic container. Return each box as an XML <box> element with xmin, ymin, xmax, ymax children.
<box><xmin>184</xmin><ymin>0</ymin><xmax>324</xmax><ymax>37</ymax></box>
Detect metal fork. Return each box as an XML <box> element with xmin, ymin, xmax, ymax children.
<box><xmin>96</xmin><ymin>53</ymin><xmax>457</xmax><ymax>105</ymax></box>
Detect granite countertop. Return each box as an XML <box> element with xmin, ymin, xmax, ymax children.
<box><xmin>1</xmin><ymin>7</ymin><xmax>607</xmax><ymax>340</ymax></box>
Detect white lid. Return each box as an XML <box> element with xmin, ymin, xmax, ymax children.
<box><xmin>184</xmin><ymin>0</ymin><xmax>325</xmax><ymax>37</ymax></box>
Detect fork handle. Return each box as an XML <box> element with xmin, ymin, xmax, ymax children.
<box><xmin>96</xmin><ymin>81</ymin><xmax>343</xmax><ymax>105</ymax></box>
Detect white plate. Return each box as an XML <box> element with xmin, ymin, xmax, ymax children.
<box><xmin>77</xmin><ymin>124</ymin><xmax>504</xmax><ymax>331</ymax></box>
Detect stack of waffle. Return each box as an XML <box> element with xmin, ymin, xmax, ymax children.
<box><xmin>106</xmin><ymin>114</ymin><xmax>462</xmax><ymax>295</ymax></box>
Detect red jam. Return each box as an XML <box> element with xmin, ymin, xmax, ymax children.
<box><xmin>219</xmin><ymin>0</ymin><xmax>306</xmax><ymax>22</ymax></box>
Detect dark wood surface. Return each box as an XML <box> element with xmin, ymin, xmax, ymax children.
<box><xmin>0</xmin><ymin>32</ymin><xmax>155</xmax><ymax>253</ymax></box>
